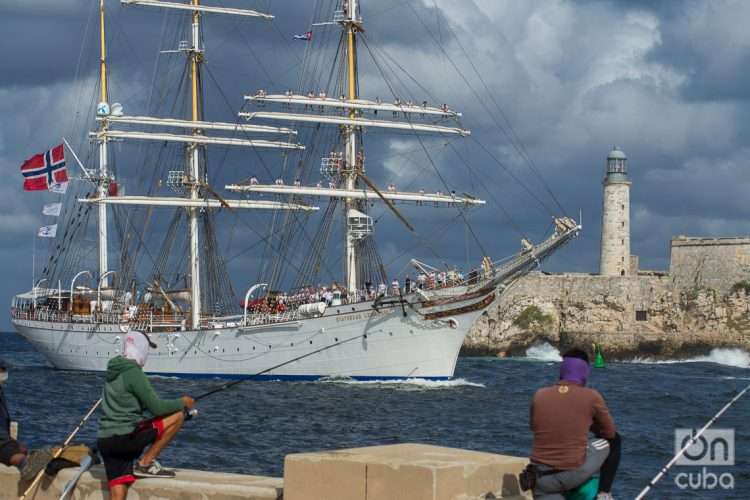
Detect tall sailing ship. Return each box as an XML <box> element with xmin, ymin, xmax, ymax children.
<box><xmin>11</xmin><ymin>0</ymin><xmax>580</xmax><ymax>380</ymax></box>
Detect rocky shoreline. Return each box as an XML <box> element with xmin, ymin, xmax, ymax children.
<box><xmin>462</xmin><ymin>272</ymin><xmax>750</xmax><ymax>360</ymax></box>
<box><xmin>461</xmin><ymin>332</ymin><xmax>750</xmax><ymax>361</ymax></box>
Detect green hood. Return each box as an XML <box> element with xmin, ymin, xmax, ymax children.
<box><xmin>98</xmin><ymin>355</ymin><xmax>183</xmax><ymax>439</ymax></box>
<box><xmin>105</xmin><ymin>355</ymin><xmax>140</xmax><ymax>382</ymax></box>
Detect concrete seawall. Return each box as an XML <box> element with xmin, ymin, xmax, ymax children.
<box><xmin>0</xmin><ymin>444</ymin><xmax>529</xmax><ymax>500</ymax></box>
<box><xmin>0</xmin><ymin>465</ymin><xmax>283</xmax><ymax>500</ymax></box>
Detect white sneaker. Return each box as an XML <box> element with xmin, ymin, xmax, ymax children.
<box><xmin>133</xmin><ymin>459</ymin><xmax>176</xmax><ymax>478</ymax></box>
<box><xmin>596</xmin><ymin>493</ymin><xmax>614</xmax><ymax>500</ymax></box>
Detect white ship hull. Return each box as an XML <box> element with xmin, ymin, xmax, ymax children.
<box><xmin>12</xmin><ymin>297</ymin><xmax>489</xmax><ymax>380</ymax></box>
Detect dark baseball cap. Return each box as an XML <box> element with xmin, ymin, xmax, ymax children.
<box><xmin>0</xmin><ymin>359</ymin><xmax>7</xmax><ymax>371</ymax></box>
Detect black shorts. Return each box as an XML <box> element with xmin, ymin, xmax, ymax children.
<box><xmin>0</xmin><ymin>439</ymin><xmax>23</xmax><ymax>466</ymax></box>
<box><xmin>97</xmin><ymin>416</ymin><xmax>165</xmax><ymax>488</ymax></box>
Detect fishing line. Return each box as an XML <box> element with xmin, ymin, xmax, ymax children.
<box><xmin>19</xmin><ymin>399</ymin><xmax>102</xmax><ymax>500</ymax></box>
<box><xmin>634</xmin><ymin>382</ymin><xmax>750</xmax><ymax>499</ymax></box>
<box><xmin>193</xmin><ymin>331</ymin><xmax>374</xmax><ymax>401</ymax></box>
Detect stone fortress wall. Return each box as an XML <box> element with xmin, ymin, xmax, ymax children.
<box><xmin>464</xmin><ymin>270</ymin><xmax>750</xmax><ymax>358</ymax></box>
<box><xmin>464</xmin><ymin>148</ymin><xmax>750</xmax><ymax>358</ymax></box>
<box><xmin>669</xmin><ymin>236</ymin><xmax>750</xmax><ymax>292</ymax></box>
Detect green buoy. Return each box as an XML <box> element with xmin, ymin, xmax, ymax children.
<box><xmin>593</xmin><ymin>343</ymin><xmax>605</xmax><ymax>368</ymax></box>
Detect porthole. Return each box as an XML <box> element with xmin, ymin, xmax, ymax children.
<box><xmin>309</xmin><ymin>340</ymin><xmax>313</xmax><ymax>345</ymax></box>
<box><xmin>335</xmin><ymin>337</ymin><xmax>339</xmax><ymax>342</ymax></box>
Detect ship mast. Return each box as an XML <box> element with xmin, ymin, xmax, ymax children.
<box><xmin>97</xmin><ymin>0</ymin><xmax>110</xmax><ymax>287</ymax></box>
<box><xmin>232</xmin><ymin>0</ymin><xmax>483</xmax><ymax>291</ymax></box>
<box><xmin>189</xmin><ymin>0</ymin><xmax>202</xmax><ymax>329</ymax></box>
<box><xmin>343</xmin><ymin>0</ymin><xmax>360</xmax><ymax>294</ymax></box>
<box><xmin>85</xmin><ymin>0</ymin><xmax>313</xmax><ymax>328</ymax></box>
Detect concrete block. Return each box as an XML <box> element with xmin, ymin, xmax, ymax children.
<box><xmin>0</xmin><ymin>464</ymin><xmax>282</xmax><ymax>500</ymax></box>
<box><xmin>284</xmin><ymin>453</ymin><xmax>367</xmax><ymax>500</ymax></box>
<box><xmin>284</xmin><ymin>443</ymin><xmax>529</xmax><ymax>500</ymax></box>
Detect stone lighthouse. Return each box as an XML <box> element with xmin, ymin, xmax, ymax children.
<box><xmin>600</xmin><ymin>146</ymin><xmax>631</xmax><ymax>276</ymax></box>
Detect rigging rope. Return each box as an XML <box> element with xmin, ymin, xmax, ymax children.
<box><xmin>406</xmin><ymin>2</ymin><xmax>564</xmax><ymax>217</ymax></box>
<box><xmin>430</xmin><ymin>1</ymin><xmax>568</xmax><ymax>216</ymax></box>
<box><xmin>359</xmin><ymin>33</ymin><xmax>488</xmax><ymax>258</ymax></box>
<box><xmin>448</xmin><ymin>142</ymin><xmax>529</xmax><ymax>240</ymax></box>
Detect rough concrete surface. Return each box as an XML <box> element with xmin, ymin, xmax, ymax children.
<box><xmin>0</xmin><ymin>464</ymin><xmax>282</xmax><ymax>500</ymax></box>
<box><xmin>284</xmin><ymin>443</ymin><xmax>529</xmax><ymax>500</ymax></box>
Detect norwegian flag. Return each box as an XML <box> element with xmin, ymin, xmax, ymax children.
<box><xmin>21</xmin><ymin>144</ymin><xmax>68</xmax><ymax>191</ymax></box>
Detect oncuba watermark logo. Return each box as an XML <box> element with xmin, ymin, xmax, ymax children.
<box><xmin>674</xmin><ymin>429</ymin><xmax>735</xmax><ymax>491</ymax></box>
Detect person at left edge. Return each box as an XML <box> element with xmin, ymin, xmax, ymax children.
<box><xmin>0</xmin><ymin>359</ymin><xmax>57</xmax><ymax>482</ymax></box>
<box><xmin>96</xmin><ymin>332</ymin><xmax>194</xmax><ymax>500</ymax></box>
<box><xmin>0</xmin><ymin>359</ymin><xmax>29</xmax><ymax>469</ymax></box>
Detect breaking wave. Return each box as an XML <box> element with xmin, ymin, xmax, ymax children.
<box><xmin>631</xmin><ymin>348</ymin><xmax>750</xmax><ymax>369</ymax></box>
<box><xmin>318</xmin><ymin>377</ymin><xmax>485</xmax><ymax>388</ymax></box>
<box><xmin>524</xmin><ymin>343</ymin><xmax>562</xmax><ymax>362</ymax></box>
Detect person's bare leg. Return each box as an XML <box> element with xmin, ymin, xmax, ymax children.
<box><xmin>9</xmin><ymin>442</ymin><xmax>28</xmax><ymax>467</ymax></box>
<box><xmin>139</xmin><ymin>411</ymin><xmax>184</xmax><ymax>466</ymax></box>
<box><xmin>109</xmin><ymin>484</ymin><xmax>129</xmax><ymax>500</ymax></box>
<box><xmin>9</xmin><ymin>453</ymin><xmax>26</xmax><ymax>467</ymax></box>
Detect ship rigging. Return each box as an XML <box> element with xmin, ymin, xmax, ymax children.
<box><xmin>12</xmin><ymin>0</ymin><xmax>580</xmax><ymax>380</ymax></box>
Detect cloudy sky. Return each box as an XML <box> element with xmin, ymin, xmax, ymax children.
<box><xmin>1</xmin><ymin>0</ymin><xmax>749</xmax><ymax>330</ymax></box>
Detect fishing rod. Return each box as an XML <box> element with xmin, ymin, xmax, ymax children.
<box><xmin>193</xmin><ymin>331</ymin><xmax>371</xmax><ymax>401</ymax></box>
<box><xmin>634</xmin><ymin>382</ymin><xmax>750</xmax><ymax>499</ymax></box>
<box><xmin>19</xmin><ymin>399</ymin><xmax>102</xmax><ymax>500</ymax></box>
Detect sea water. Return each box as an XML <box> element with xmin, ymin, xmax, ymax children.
<box><xmin>1</xmin><ymin>334</ymin><xmax>748</xmax><ymax>499</ymax></box>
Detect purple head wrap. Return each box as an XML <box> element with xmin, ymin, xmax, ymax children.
<box><xmin>559</xmin><ymin>356</ymin><xmax>590</xmax><ymax>386</ymax></box>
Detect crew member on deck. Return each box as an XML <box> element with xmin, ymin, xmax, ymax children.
<box><xmin>523</xmin><ymin>348</ymin><xmax>621</xmax><ymax>500</ymax></box>
<box><xmin>97</xmin><ymin>332</ymin><xmax>194</xmax><ymax>500</ymax></box>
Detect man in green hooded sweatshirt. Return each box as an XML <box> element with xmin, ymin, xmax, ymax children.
<box><xmin>97</xmin><ymin>331</ymin><xmax>194</xmax><ymax>500</ymax></box>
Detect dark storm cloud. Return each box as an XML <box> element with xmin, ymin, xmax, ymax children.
<box><xmin>648</xmin><ymin>4</ymin><xmax>750</xmax><ymax>102</ymax></box>
<box><xmin>0</xmin><ymin>4</ymin><xmax>88</xmax><ymax>87</ymax></box>
<box><xmin>2</xmin><ymin>0</ymin><xmax>750</xmax><ymax>330</ymax></box>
